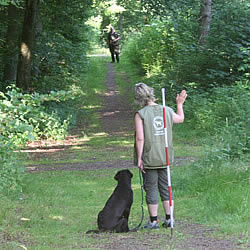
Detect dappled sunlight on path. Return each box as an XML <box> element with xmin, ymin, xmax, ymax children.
<box><xmin>98</xmin><ymin>62</ymin><xmax>134</xmax><ymax>136</ymax></box>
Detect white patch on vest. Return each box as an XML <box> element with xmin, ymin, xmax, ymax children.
<box><xmin>153</xmin><ymin>116</ymin><xmax>164</xmax><ymax>135</ymax></box>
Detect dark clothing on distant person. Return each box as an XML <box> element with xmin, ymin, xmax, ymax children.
<box><xmin>108</xmin><ymin>29</ymin><xmax>120</xmax><ymax>63</ymax></box>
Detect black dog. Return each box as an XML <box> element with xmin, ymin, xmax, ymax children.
<box><xmin>87</xmin><ymin>169</ymin><xmax>133</xmax><ymax>233</ymax></box>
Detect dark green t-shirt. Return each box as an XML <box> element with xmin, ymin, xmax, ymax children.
<box><xmin>134</xmin><ymin>105</ymin><xmax>174</xmax><ymax>169</ymax></box>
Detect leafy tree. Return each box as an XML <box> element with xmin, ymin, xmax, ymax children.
<box><xmin>116</xmin><ymin>0</ymin><xmax>146</xmax><ymax>40</ymax></box>
<box><xmin>140</xmin><ymin>0</ymin><xmax>200</xmax><ymax>20</ymax></box>
<box><xmin>31</xmin><ymin>0</ymin><xmax>94</xmax><ymax>92</ymax></box>
<box><xmin>1</xmin><ymin>0</ymin><xmax>95</xmax><ymax>91</ymax></box>
<box><xmin>122</xmin><ymin>0</ymin><xmax>249</xmax><ymax>88</ymax></box>
<box><xmin>98</xmin><ymin>0</ymin><xmax>125</xmax><ymax>44</ymax></box>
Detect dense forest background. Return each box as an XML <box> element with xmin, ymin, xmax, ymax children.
<box><xmin>0</xmin><ymin>0</ymin><xmax>249</xmax><ymax>194</ymax></box>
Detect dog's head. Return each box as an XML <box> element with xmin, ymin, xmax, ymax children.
<box><xmin>114</xmin><ymin>169</ymin><xmax>133</xmax><ymax>181</ymax></box>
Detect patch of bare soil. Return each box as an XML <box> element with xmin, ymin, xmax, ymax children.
<box><xmin>24</xmin><ymin>62</ymin><xmax>246</xmax><ymax>249</ymax></box>
<box><xmin>87</xmin><ymin>220</ymin><xmax>243</xmax><ymax>250</ymax></box>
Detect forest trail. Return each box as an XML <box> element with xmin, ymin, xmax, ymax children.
<box><xmin>25</xmin><ymin>61</ymin><xmax>135</xmax><ymax>172</ymax></box>
<box><xmin>24</xmin><ymin>61</ymin><xmax>242</xmax><ymax>249</ymax></box>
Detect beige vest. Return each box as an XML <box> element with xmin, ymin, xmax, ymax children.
<box><xmin>134</xmin><ymin>105</ymin><xmax>174</xmax><ymax>168</ymax></box>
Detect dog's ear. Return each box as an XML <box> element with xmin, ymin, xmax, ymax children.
<box><xmin>128</xmin><ymin>170</ymin><xmax>133</xmax><ymax>178</ymax></box>
<box><xmin>114</xmin><ymin>171</ymin><xmax>121</xmax><ymax>181</ymax></box>
<box><xmin>127</xmin><ymin>169</ymin><xmax>133</xmax><ymax>178</ymax></box>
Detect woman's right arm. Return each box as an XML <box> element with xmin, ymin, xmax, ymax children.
<box><xmin>173</xmin><ymin>90</ymin><xmax>187</xmax><ymax>124</ymax></box>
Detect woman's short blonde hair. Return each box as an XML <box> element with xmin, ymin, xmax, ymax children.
<box><xmin>134</xmin><ymin>83</ymin><xmax>156</xmax><ymax>106</ymax></box>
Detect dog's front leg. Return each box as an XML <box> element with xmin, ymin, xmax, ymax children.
<box><xmin>123</xmin><ymin>205</ymin><xmax>132</xmax><ymax>220</ymax></box>
<box><xmin>115</xmin><ymin>218</ymin><xmax>129</xmax><ymax>233</ymax></box>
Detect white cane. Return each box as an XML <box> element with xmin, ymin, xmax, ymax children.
<box><xmin>162</xmin><ymin>88</ymin><xmax>174</xmax><ymax>238</ymax></box>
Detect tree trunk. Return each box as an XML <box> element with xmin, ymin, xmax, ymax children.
<box><xmin>16</xmin><ymin>0</ymin><xmax>40</xmax><ymax>90</ymax></box>
<box><xmin>199</xmin><ymin>0</ymin><xmax>212</xmax><ymax>45</ymax></box>
<box><xmin>3</xmin><ymin>4</ymin><xmax>21</xmax><ymax>82</ymax></box>
<box><xmin>119</xmin><ymin>13</ymin><xmax>123</xmax><ymax>35</ymax></box>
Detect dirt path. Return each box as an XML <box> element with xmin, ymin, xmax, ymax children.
<box><xmin>25</xmin><ymin>62</ymin><xmax>245</xmax><ymax>249</ymax></box>
<box><xmin>99</xmin><ymin>63</ymin><xmax>134</xmax><ymax>136</ymax></box>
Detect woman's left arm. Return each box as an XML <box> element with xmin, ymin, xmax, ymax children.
<box><xmin>135</xmin><ymin>113</ymin><xmax>145</xmax><ymax>173</ymax></box>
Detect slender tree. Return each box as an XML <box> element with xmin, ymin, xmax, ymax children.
<box><xmin>16</xmin><ymin>0</ymin><xmax>40</xmax><ymax>90</ymax></box>
<box><xmin>199</xmin><ymin>0</ymin><xmax>212</xmax><ymax>45</ymax></box>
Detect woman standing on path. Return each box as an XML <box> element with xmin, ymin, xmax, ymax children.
<box><xmin>134</xmin><ymin>83</ymin><xmax>187</xmax><ymax>229</ymax></box>
<box><xmin>107</xmin><ymin>26</ymin><xmax>121</xmax><ymax>63</ymax></box>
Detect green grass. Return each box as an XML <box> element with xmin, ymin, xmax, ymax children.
<box><xmin>2</xmin><ymin>162</ymin><xmax>248</xmax><ymax>248</ymax></box>
<box><xmin>0</xmin><ymin>168</ymin><xmax>185</xmax><ymax>249</ymax></box>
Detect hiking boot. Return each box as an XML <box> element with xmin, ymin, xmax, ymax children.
<box><xmin>162</xmin><ymin>219</ymin><xmax>174</xmax><ymax>228</ymax></box>
<box><xmin>144</xmin><ymin>220</ymin><xmax>160</xmax><ymax>230</ymax></box>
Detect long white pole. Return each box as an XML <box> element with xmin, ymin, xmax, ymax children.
<box><xmin>162</xmin><ymin>88</ymin><xmax>174</xmax><ymax>238</ymax></box>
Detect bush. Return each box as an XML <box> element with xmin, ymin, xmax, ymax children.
<box><xmin>0</xmin><ymin>138</ymin><xmax>25</xmax><ymax>194</ymax></box>
<box><xmin>122</xmin><ymin>1</ymin><xmax>249</xmax><ymax>89</ymax></box>
<box><xmin>185</xmin><ymin>83</ymin><xmax>249</xmax><ymax>161</ymax></box>
<box><xmin>0</xmin><ymin>86</ymin><xmax>74</xmax><ymax>194</ymax></box>
<box><xmin>122</xmin><ymin>18</ymin><xmax>179</xmax><ymax>77</ymax></box>
<box><xmin>0</xmin><ymin>86</ymin><xmax>74</xmax><ymax>144</ymax></box>
<box><xmin>32</xmin><ymin>28</ymin><xmax>89</xmax><ymax>92</ymax></box>
<box><xmin>177</xmin><ymin>158</ymin><xmax>250</xmax><ymax>233</ymax></box>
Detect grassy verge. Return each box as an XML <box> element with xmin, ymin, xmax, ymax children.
<box><xmin>174</xmin><ymin>162</ymin><xmax>249</xmax><ymax>228</ymax></box>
